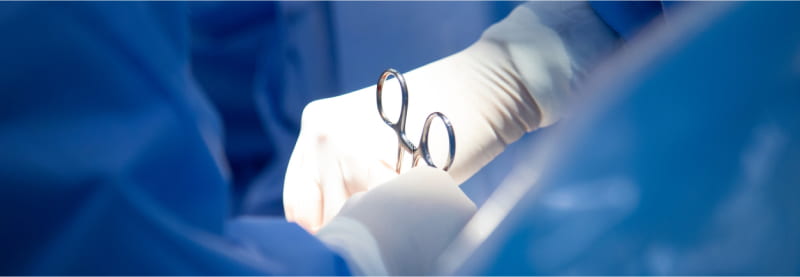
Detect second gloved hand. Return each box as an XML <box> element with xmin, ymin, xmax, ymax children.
<box><xmin>315</xmin><ymin>167</ymin><xmax>477</xmax><ymax>275</ymax></box>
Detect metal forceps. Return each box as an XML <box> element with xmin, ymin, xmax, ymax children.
<box><xmin>376</xmin><ymin>68</ymin><xmax>456</xmax><ymax>174</ymax></box>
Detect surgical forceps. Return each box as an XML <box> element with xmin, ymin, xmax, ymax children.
<box><xmin>376</xmin><ymin>68</ymin><xmax>456</xmax><ymax>173</ymax></box>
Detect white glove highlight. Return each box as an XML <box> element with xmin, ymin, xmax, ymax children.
<box><xmin>315</xmin><ymin>167</ymin><xmax>477</xmax><ymax>275</ymax></box>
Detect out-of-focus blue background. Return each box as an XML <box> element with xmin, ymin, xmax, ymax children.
<box><xmin>190</xmin><ymin>2</ymin><xmax>521</xmax><ymax>216</ymax></box>
<box><xmin>3</xmin><ymin>2</ymin><xmax>800</xmax><ymax>275</ymax></box>
<box><xmin>0</xmin><ymin>2</ymin><xmax>522</xmax><ymax>274</ymax></box>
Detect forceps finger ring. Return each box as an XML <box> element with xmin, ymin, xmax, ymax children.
<box><xmin>375</xmin><ymin>68</ymin><xmax>456</xmax><ymax>173</ymax></box>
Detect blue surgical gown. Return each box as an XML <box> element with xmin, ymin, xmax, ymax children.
<box><xmin>0</xmin><ymin>2</ymin><xmax>348</xmax><ymax>275</ymax></box>
<box><xmin>0</xmin><ymin>1</ymin><xmax>519</xmax><ymax>274</ymax></box>
<box><xmin>453</xmin><ymin>1</ymin><xmax>800</xmax><ymax>274</ymax></box>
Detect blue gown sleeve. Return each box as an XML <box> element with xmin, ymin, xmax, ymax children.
<box><xmin>0</xmin><ymin>2</ymin><xmax>349</xmax><ymax>275</ymax></box>
<box><xmin>590</xmin><ymin>1</ymin><xmax>665</xmax><ymax>40</ymax></box>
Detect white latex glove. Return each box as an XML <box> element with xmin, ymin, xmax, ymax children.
<box><xmin>284</xmin><ymin>1</ymin><xmax>618</xmax><ymax>232</ymax></box>
<box><xmin>315</xmin><ymin>167</ymin><xmax>477</xmax><ymax>275</ymax></box>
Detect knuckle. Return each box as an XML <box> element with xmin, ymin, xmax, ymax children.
<box><xmin>300</xmin><ymin>99</ymin><xmax>327</xmax><ymax>127</ymax></box>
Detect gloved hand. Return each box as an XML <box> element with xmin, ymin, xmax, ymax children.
<box><xmin>283</xmin><ymin>40</ymin><xmax>529</xmax><ymax>233</ymax></box>
<box><xmin>282</xmin><ymin>85</ymin><xmax>400</xmax><ymax>233</ymax></box>
<box><xmin>315</xmin><ymin>167</ymin><xmax>477</xmax><ymax>275</ymax></box>
<box><xmin>284</xmin><ymin>2</ymin><xmax>618</xmax><ymax>232</ymax></box>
